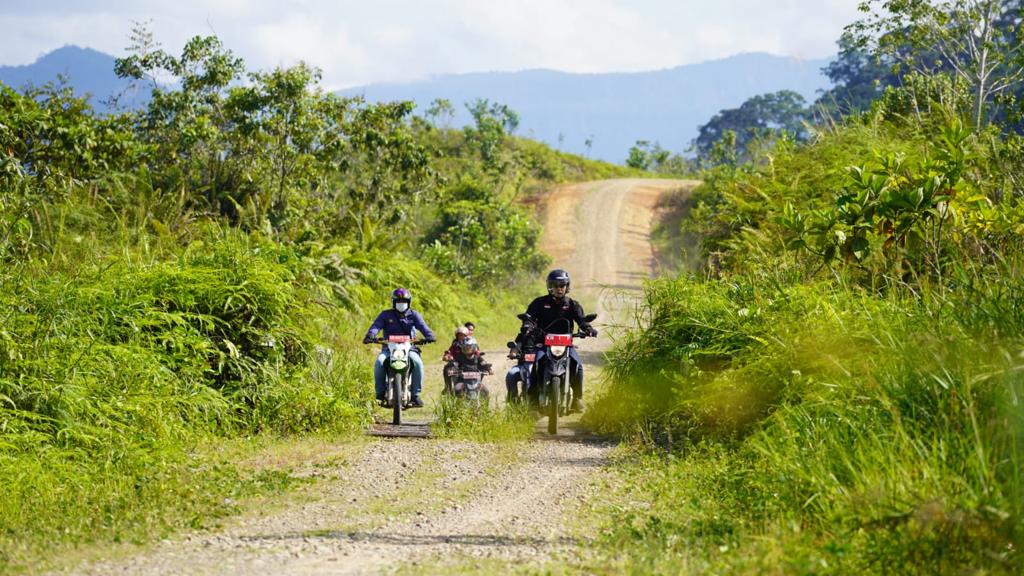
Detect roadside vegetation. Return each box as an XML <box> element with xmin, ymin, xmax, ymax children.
<box><xmin>586</xmin><ymin>2</ymin><xmax>1024</xmax><ymax>573</ymax></box>
<box><xmin>431</xmin><ymin>396</ymin><xmax>535</xmax><ymax>442</ymax></box>
<box><xmin>0</xmin><ymin>26</ymin><xmax>631</xmax><ymax>571</ymax></box>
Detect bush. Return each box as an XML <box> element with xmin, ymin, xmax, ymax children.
<box><xmin>0</xmin><ymin>228</ymin><xmax>371</xmax><ymax>567</ymax></box>
<box><xmin>587</xmin><ymin>273</ymin><xmax>1023</xmax><ymax>573</ymax></box>
<box><xmin>422</xmin><ymin>177</ymin><xmax>549</xmax><ymax>284</ymax></box>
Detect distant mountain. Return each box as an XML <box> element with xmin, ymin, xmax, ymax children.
<box><xmin>2</xmin><ymin>47</ymin><xmax>833</xmax><ymax>163</ymax></box>
<box><xmin>341</xmin><ymin>53</ymin><xmax>833</xmax><ymax>162</ymax></box>
<box><xmin>0</xmin><ymin>45</ymin><xmax>147</xmax><ymax>112</ymax></box>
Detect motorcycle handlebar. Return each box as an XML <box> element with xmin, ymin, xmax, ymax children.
<box><xmin>366</xmin><ymin>338</ymin><xmax>434</xmax><ymax>346</ymax></box>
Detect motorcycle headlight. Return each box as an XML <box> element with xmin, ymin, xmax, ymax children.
<box><xmin>392</xmin><ymin>349</ymin><xmax>407</xmax><ymax>361</ymax></box>
<box><xmin>550</xmin><ymin>345</ymin><xmax>567</xmax><ymax>357</ymax></box>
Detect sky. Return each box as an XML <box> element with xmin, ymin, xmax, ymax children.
<box><xmin>0</xmin><ymin>0</ymin><xmax>863</xmax><ymax>90</ymax></box>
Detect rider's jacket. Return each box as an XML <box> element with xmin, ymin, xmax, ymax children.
<box><xmin>519</xmin><ymin>295</ymin><xmax>594</xmax><ymax>342</ymax></box>
<box><xmin>450</xmin><ymin>348</ymin><xmax>491</xmax><ymax>372</ymax></box>
<box><xmin>364</xmin><ymin>309</ymin><xmax>436</xmax><ymax>342</ymax></box>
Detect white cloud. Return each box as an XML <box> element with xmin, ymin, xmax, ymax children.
<box><xmin>0</xmin><ymin>0</ymin><xmax>862</xmax><ymax>89</ymax></box>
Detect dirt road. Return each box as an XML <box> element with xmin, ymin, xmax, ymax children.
<box><xmin>59</xmin><ymin>178</ymin><xmax>694</xmax><ymax>575</ymax></box>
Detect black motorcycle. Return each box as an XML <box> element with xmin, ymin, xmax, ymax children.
<box><xmin>529</xmin><ymin>313</ymin><xmax>597</xmax><ymax>434</ymax></box>
<box><xmin>506</xmin><ymin>313</ymin><xmax>540</xmax><ymax>404</ymax></box>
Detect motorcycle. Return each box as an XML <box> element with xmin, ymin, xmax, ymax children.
<box><xmin>367</xmin><ymin>335</ymin><xmax>431</xmax><ymax>425</ymax></box>
<box><xmin>506</xmin><ymin>313</ymin><xmax>540</xmax><ymax>404</ymax></box>
<box><xmin>443</xmin><ymin>350</ymin><xmax>492</xmax><ymax>405</ymax></box>
<box><xmin>451</xmin><ymin>363</ymin><xmax>492</xmax><ymax>405</ymax></box>
<box><xmin>535</xmin><ymin>313</ymin><xmax>597</xmax><ymax>434</ymax></box>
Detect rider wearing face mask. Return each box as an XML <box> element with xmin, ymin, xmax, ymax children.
<box><xmin>518</xmin><ymin>269</ymin><xmax>597</xmax><ymax>412</ymax></box>
<box><xmin>363</xmin><ymin>288</ymin><xmax>436</xmax><ymax>407</ymax></box>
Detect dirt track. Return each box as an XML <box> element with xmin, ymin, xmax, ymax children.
<box><xmin>58</xmin><ymin>178</ymin><xmax>695</xmax><ymax>575</ymax></box>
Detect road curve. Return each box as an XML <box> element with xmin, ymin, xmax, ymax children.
<box><xmin>540</xmin><ymin>178</ymin><xmax>699</xmax><ymax>340</ymax></box>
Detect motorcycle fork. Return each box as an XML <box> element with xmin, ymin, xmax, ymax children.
<box><xmin>541</xmin><ymin>355</ymin><xmax>569</xmax><ymax>404</ymax></box>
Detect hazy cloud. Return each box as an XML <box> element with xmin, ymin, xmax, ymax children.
<box><xmin>0</xmin><ymin>0</ymin><xmax>861</xmax><ymax>89</ymax></box>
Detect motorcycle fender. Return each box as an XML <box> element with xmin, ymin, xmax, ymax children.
<box><xmin>549</xmin><ymin>360</ymin><xmax>568</xmax><ymax>376</ymax></box>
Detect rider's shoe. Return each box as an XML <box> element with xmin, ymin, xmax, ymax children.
<box><xmin>410</xmin><ymin>395</ymin><xmax>425</xmax><ymax>408</ymax></box>
<box><xmin>376</xmin><ymin>395</ymin><xmax>387</xmax><ymax>406</ymax></box>
<box><xmin>570</xmin><ymin>398</ymin><xmax>585</xmax><ymax>413</ymax></box>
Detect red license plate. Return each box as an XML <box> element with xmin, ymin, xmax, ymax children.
<box><xmin>523</xmin><ymin>353</ymin><xmax>536</xmax><ymax>362</ymax></box>
<box><xmin>461</xmin><ymin>372</ymin><xmax>481</xmax><ymax>379</ymax></box>
<box><xmin>544</xmin><ymin>334</ymin><xmax>572</xmax><ymax>346</ymax></box>
<box><xmin>388</xmin><ymin>335</ymin><xmax>411</xmax><ymax>343</ymax></box>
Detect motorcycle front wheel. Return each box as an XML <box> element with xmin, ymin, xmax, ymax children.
<box><xmin>548</xmin><ymin>376</ymin><xmax>560</xmax><ymax>435</ymax></box>
<box><xmin>391</xmin><ymin>373</ymin><xmax>403</xmax><ymax>425</ymax></box>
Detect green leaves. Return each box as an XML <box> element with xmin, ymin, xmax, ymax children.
<box><xmin>775</xmin><ymin>121</ymin><xmax>975</xmax><ymax>280</ymax></box>
<box><xmin>422</xmin><ymin>177</ymin><xmax>549</xmax><ymax>284</ymax></box>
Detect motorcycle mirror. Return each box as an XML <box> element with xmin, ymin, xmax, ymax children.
<box><xmin>516</xmin><ymin>313</ymin><xmax>532</xmax><ymax>322</ymax></box>
<box><xmin>506</xmin><ymin>341</ymin><xmax>517</xmax><ymax>348</ymax></box>
<box><xmin>583</xmin><ymin>313</ymin><xmax>598</xmax><ymax>322</ymax></box>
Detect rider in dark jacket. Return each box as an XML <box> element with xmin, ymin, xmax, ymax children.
<box><xmin>447</xmin><ymin>336</ymin><xmax>493</xmax><ymax>397</ymax></box>
<box><xmin>514</xmin><ymin>269</ymin><xmax>597</xmax><ymax>412</ymax></box>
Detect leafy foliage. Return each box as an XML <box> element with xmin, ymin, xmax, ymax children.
<box><xmin>694</xmin><ymin>90</ymin><xmax>810</xmax><ymax>164</ymax></box>
<box><xmin>590</xmin><ymin>26</ymin><xmax>1024</xmax><ymax>571</ymax></box>
<box><xmin>422</xmin><ymin>177</ymin><xmax>549</xmax><ymax>284</ymax></box>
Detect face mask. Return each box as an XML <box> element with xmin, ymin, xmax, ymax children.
<box><xmin>395</xmin><ymin>302</ymin><xmax>409</xmax><ymax>313</ymax></box>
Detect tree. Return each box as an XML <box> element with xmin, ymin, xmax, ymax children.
<box><xmin>224</xmin><ymin>62</ymin><xmax>344</xmax><ymax>229</ymax></box>
<box><xmin>626</xmin><ymin>140</ymin><xmax>651</xmax><ymax>170</ymax></box>
<box><xmin>116</xmin><ymin>31</ymin><xmax>247</xmax><ymax>216</ymax></box>
<box><xmin>463</xmin><ymin>99</ymin><xmax>523</xmax><ymax>191</ymax></box>
<box><xmin>425</xmin><ymin>97</ymin><xmax>455</xmax><ymax>130</ymax></box>
<box><xmin>815</xmin><ymin>33</ymin><xmax>902</xmax><ymax>116</ymax></box>
<box><xmin>335</xmin><ymin>99</ymin><xmax>437</xmax><ymax>247</ymax></box>
<box><xmin>848</xmin><ymin>0</ymin><xmax>1024</xmax><ymax>128</ymax></box>
<box><xmin>694</xmin><ymin>91</ymin><xmax>809</xmax><ymax>161</ymax></box>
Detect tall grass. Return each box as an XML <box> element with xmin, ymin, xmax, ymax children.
<box><xmin>431</xmin><ymin>396</ymin><xmax>535</xmax><ymax>442</ymax></box>
<box><xmin>585</xmin><ymin>272</ymin><xmax>1023</xmax><ymax>573</ymax></box>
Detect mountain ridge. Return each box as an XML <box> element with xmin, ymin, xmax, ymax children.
<box><xmin>340</xmin><ymin>52</ymin><xmax>832</xmax><ymax>161</ymax></box>
<box><xmin>1</xmin><ymin>46</ymin><xmax>832</xmax><ymax>161</ymax></box>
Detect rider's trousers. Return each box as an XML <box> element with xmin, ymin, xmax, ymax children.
<box><xmin>374</xmin><ymin>349</ymin><xmax>424</xmax><ymax>399</ymax></box>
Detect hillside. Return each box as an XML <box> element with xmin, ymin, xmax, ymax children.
<box><xmin>0</xmin><ymin>45</ymin><xmax>145</xmax><ymax>111</ymax></box>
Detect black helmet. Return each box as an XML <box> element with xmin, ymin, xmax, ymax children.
<box><xmin>546</xmin><ymin>269</ymin><xmax>570</xmax><ymax>295</ymax></box>
<box><xmin>392</xmin><ymin>288</ymin><xmax>412</xmax><ymax>312</ymax></box>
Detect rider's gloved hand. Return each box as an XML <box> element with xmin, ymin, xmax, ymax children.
<box><xmin>362</xmin><ymin>335</ymin><xmax>374</xmax><ymax>344</ymax></box>
<box><xmin>586</xmin><ymin>326</ymin><xmax>599</xmax><ymax>337</ymax></box>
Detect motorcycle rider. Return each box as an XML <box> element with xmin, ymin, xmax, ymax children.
<box><xmin>363</xmin><ymin>288</ymin><xmax>436</xmax><ymax>407</ymax></box>
<box><xmin>442</xmin><ymin>326</ymin><xmax>472</xmax><ymax>394</ymax></box>
<box><xmin>448</xmin><ymin>336</ymin><xmax>493</xmax><ymax>398</ymax></box>
<box><xmin>514</xmin><ymin>269</ymin><xmax>597</xmax><ymax>412</ymax></box>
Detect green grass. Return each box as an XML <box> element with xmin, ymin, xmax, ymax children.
<box><xmin>0</xmin><ymin>217</ymin><xmax>547</xmax><ymax>571</ymax></box>
<box><xmin>431</xmin><ymin>395</ymin><xmax>535</xmax><ymax>442</ymax></box>
<box><xmin>582</xmin><ymin>274</ymin><xmax>1023</xmax><ymax>574</ymax></box>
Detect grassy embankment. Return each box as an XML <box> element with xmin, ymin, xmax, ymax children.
<box><xmin>581</xmin><ymin>113</ymin><xmax>1024</xmax><ymax>573</ymax></box>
